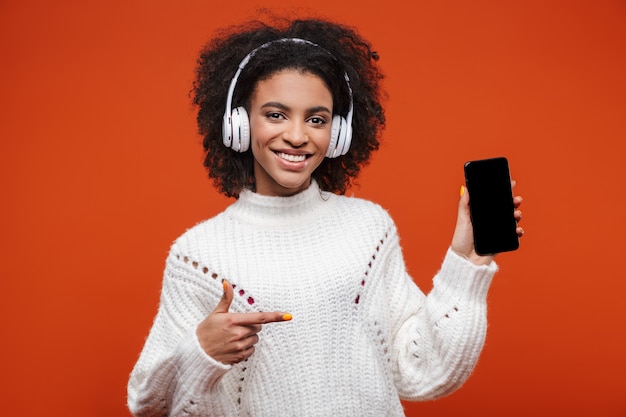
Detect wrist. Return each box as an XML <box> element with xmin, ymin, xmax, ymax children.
<box><xmin>467</xmin><ymin>252</ymin><xmax>495</xmax><ymax>265</ymax></box>
<box><xmin>451</xmin><ymin>247</ymin><xmax>494</xmax><ymax>266</ymax></box>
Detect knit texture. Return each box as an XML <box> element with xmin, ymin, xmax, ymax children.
<box><xmin>128</xmin><ymin>181</ymin><xmax>497</xmax><ymax>417</ymax></box>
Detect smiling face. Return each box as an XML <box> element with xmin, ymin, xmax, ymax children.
<box><xmin>248</xmin><ymin>69</ymin><xmax>333</xmax><ymax>196</ymax></box>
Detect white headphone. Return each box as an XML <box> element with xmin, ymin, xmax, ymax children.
<box><xmin>222</xmin><ymin>38</ymin><xmax>354</xmax><ymax>158</ymax></box>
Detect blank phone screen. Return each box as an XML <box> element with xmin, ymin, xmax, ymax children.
<box><xmin>464</xmin><ymin>157</ymin><xmax>519</xmax><ymax>255</ymax></box>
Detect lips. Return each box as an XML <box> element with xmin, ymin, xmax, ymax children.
<box><xmin>276</xmin><ymin>152</ymin><xmax>307</xmax><ymax>163</ymax></box>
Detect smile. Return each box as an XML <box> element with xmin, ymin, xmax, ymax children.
<box><xmin>276</xmin><ymin>152</ymin><xmax>307</xmax><ymax>163</ymax></box>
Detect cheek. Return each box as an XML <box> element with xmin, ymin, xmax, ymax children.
<box><xmin>249</xmin><ymin>128</ymin><xmax>266</xmax><ymax>151</ymax></box>
<box><xmin>315</xmin><ymin>130</ymin><xmax>332</xmax><ymax>151</ymax></box>
<box><xmin>249</xmin><ymin>118</ymin><xmax>276</xmax><ymax>146</ymax></box>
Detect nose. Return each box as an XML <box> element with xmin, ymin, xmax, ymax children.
<box><xmin>282</xmin><ymin>120</ymin><xmax>308</xmax><ymax>147</ymax></box>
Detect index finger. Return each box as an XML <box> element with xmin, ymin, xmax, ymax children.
<box><xmin>231</xmin><ymin>311</ymin><xmax>293</xmax><ymax>326</ymax></box>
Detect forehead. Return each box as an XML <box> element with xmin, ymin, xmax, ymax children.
<box><xmin>251</xmin><ymin>69</ymin><xmax>333</xmax><ymax>105</ymax></box>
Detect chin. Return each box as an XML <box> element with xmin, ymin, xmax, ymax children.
<box><xmin>279</xmin><ymin>179</ymin><xmax>310</xmax><ymax>193</ymax></box>
<box><xmin>263</xmin><ymin>176</ymin><xmax>312</xmax><ymax>196</ymax></box>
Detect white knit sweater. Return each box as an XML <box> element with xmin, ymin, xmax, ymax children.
<box><xmin>128</xmin><ymin>181</ymin><xmax>497</xmax><ymax>417</ymax></box>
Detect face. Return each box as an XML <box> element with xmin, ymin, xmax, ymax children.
<box><xmin>248</xmin><ymin>69</ymin><xmax>333</xmax><ymax>197</ymax></box>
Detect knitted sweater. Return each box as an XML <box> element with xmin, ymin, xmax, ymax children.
<box><xmin>128</xmin><ymin>181</ymin><xmax>497</xmax><ymax>417</ymax></box>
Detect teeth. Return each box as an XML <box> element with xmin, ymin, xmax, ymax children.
<box><xmin>277</xmin><ymin>152</ymin><xmax>306</xmax><ymax>162</ymax></box>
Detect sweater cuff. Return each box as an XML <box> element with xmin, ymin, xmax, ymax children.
<box><xmin>175</xmin><ymin>330</ymin><xmax>232</xmax><ymax>392</ymax></box>
<box><xmin>432</xmin><ymin>248</ymin><xmax>498</xmax><ymax>303</ymax></box>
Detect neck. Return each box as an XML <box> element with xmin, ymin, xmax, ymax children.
<box><xmin>226</xmin><ymin>180</ymin><xmax>335</xmax><ymax>228</ymax></box>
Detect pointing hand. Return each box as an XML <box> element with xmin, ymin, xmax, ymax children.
<box><xmin>196</xmin><ymin>280</ymin><xmax>292</xmax><ymax>365</ymax></box>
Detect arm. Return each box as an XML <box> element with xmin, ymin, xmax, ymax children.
<box><xmin>127</xmin><ymin>252</ymin><xmax>232</xmax><ymax>417</ymax></box>
<box><xmin>128</xmin><ymin>250</ymin><xmax>291</xmax><ymax>417</ymax></box>
<box><xmin>388</xmin><ymin>182</ymin><xmax>524</xmax><ymax>400</ymax></box>
<box><xmin>382</xmin><ymin>231</ymin><xmax>496</xmax><ymax>400</ymax></box>
<box><xmin>389</xmin><ymin>183</ymin><xmax>524</xmax><ymax>399</ymax></box>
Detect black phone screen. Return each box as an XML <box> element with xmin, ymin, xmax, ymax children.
<box><xmin>464</xmin><ymin>157</ymin><xmax>519</xmax><ymax>255</ymax></box>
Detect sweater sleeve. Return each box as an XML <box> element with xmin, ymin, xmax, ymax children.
<box><xmin>382</xmin><ymin>226</ymin><xmax>497</xmax><ymax>400</ymax></box>
<box><xmin>127</xmin><ymin>250</ymin><xmax>233</xmax><ymax>417</ymax></box>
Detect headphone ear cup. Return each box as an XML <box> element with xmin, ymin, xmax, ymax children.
<box><xmin>230</xmin><ymin>106</ymin><xmax>250</xmax><ymax>152</ymax></box>
<box><xmin>222</xmin><ymin>114</ymin><xmax>232</xmax><ymax>148</ymax></box>
<box><xmin>327</xmin><ymin>115</ymin><xmax>342</xmax><ymax>158</ymax></box>
<box><xmin>335</xmin><ymin>116</ymin><xmax>348</xmax><ymax>156</ymax></box>
<box><xmin>340</xmin><ymin>122</ymin><xmax>352</xmax><ymax>156</ymax></box>
<box><xmin>235</xmin><ymin>107</ymin><xmax>250</xmax><ymax>152</ymax></box>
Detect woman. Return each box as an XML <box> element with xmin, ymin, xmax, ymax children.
<box><xmin>128</xmin><ymin>17</ymin><xmax>524</xmax><ymax>417</ymax></box>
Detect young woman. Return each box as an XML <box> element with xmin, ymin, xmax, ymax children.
<box><xmin>128</xmin><ymin>17</ymin><xmax>524</xmax><ymax>417</ymax></box>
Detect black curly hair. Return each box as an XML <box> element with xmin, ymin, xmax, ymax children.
<box><xmin>192</xmin><ymin>17</ymin><xmax>386</xmax><ymax>198</ymax></box>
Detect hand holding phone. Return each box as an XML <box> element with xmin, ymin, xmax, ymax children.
<box><xmin>464</xmin><ymin>157</ymin><xmax>519</xmax><ymax>255</ymax></box>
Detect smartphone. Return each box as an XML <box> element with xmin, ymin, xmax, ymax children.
<box><xmin>464</xmin><ymin>157</ymin><xmax>519</xmax><ymax>255</ymax></box>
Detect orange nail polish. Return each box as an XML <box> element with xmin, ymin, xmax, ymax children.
<box><xmin>223</xmin><ymin>280</ymin><xmax>228</xmax><ymax>291</ymax></box>
<box><xmin>460</xmin><ymin>185</ymin><xmax>465</xmax><ymax>196</ymax></box>
<box><xmin>282</xmin><ymin>313</ymin><xmax>293</xmax><ymax>321</ymax></box>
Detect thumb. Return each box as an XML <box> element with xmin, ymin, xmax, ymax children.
<box><xmin>213</xmin><ymin>280</ymin><xmax>234</xmax><ymax>314</ymax></box>
<box><xmin>459</xmin><ymin>185</ymin><xmax>470</xmax><ymax>214</ymax></box>
<box><xmin>451</xmin><ymin>185</ymin><xmax>474</xmax><ymax>257</ymax></box>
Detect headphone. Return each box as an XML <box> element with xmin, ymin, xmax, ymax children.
<box><xmin>222</xmin><ymin>38</ymin><xmax>354</xmax><ymax>158</ymax></box>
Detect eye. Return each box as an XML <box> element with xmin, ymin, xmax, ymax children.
<box><xmin>308</xmin><ymin>116</ymin><xmax>328</xmax><ymax>126</ymax></box>
<box><xmin>265</xmin><ymin>112</ymin><xmax>285</xmax><ymax>120</ymax></box>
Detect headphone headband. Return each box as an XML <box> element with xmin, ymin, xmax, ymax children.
<box><xmin>222</xmin><ymin>38</ymin><xmax>354</xmax><ymax>157</ymax></box>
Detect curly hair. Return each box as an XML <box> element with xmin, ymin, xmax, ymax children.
<box><xmin>192</xmin><ymin>17</ymin><xmax>386</xmax><ymax>198</ymax></box>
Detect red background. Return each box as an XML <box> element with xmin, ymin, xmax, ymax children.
<box><xmin>2</xmin><ymin>1</ymin><xmax>625</xmax><ymax>415</ymax></box>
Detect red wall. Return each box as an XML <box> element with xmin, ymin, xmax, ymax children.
<box><xmin>1</xmin><ymin>1</ymin><xmax>625</xmax><ymax>415</ymax></box>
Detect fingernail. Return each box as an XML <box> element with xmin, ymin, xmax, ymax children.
<box><xmin>223</xmin><ymin>280</ymin><xmax>228</xmax><ymax>291</ymax></box>
<box><xmin>460</xmin><ymin>185</ymin><xmax>465</xmax><ymax>196</ymax></box>
<box><xmin>282</xmin><ymin>313</ymin><xmax>293</xmax><ymax>321</ymax></box>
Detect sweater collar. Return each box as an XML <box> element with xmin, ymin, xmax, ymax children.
<box><xmin>225</xmin><ymin>180</ymin><xmax>335</xmax><ymax>228</ymax></box>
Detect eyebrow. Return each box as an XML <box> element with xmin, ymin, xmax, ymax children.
<box><xmin>261</xmin><ymin>101</ymin><xmax>332</xmax><ymax>114</ymax></box>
